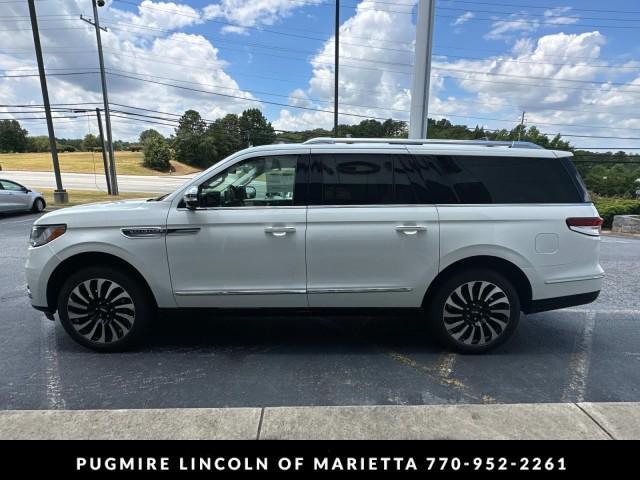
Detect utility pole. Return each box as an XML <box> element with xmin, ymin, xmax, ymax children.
<box><xmin>28</xmin><ymin>0</ymin><xmax>68</xmax><ymax>204</ymax></box>
<box><xmin>333</xmin><ymin>0</ymin><xmax>340</xmax><ymax>136</ymax></box>
<box><xmin>81</xmin><ymin>0</ymin><xmax>118</xmax><ymax>195</ymax></box>
<box><xmin>517</xmin><ymin>111</ymin><xmax>526</xmax><ymax>141</ymax></box>
<box><xmin>409</xmin><ymin>0</ymin><xmax>436</xmax><ymax>139</ymax></box>
<box><xmin>95</xmin><ymin>108</ymin><xmax>112</xmax><ymax>194</ymax></box>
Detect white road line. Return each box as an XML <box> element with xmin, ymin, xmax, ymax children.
<box><xmin>561</xmin><ymin>310</ymin><xmax>596</xmax><ymax>403</ymax></box>
<box><xmin>40</xmin><ymin>320</ymin><xmax>65</xmax><ymax>410</ymax></box>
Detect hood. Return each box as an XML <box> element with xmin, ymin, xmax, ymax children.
<box><xmin>35</xmin><ymin>199</ymin><xmax>171</xmax><ymax>229</ymax></box>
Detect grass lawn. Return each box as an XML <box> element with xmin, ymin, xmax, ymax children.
<box><xmin>41</xmin><ymin>188</ymin><xmax>158</xmax><ymax>208</ymax></box>
<box><xmin>0</xmin><ymin>151</ymin><xmax>200</xmax><ymax>176</ymax></box>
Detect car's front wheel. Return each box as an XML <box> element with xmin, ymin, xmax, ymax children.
<box><xmin>57</xmin><ymin>266</ymin><xmax>152</xmax><ymax>352</ymax></box>
<box><xmin>427</xmin><ymin>269</ymin><xmax>520</xmax><ymax>353</ymax></box>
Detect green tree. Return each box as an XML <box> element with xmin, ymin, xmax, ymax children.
<box><xmin>26</xmin><ymin>135</ymin><xmax>50</xmax><ymax>152</ymax></box>
<box><xmin>239</xmin><ymin>108</ymin><xmax>276</xmax><ymax>146</ymax></box>
<box><xmin>207</xmin><ymin>113</ymin><xmax>243</xmax><ymax>161</ymax></box>
<box><xmin>143</xmin><ymin>135</ymin><xmax>171</xmax><ymax>171</ymax></box>
<box><xmin>0</xmin><ymin>120</ymin><xmax>28</xmax><ymax>153</ymax></box>
<box><xmin>173</xmin><ymin>110</ymin><xmax>214</xmax><ymax>167</ymax></box>
<box><xmin>139</xmin><ymin>129</ymin><xmax>164</xmax><ymax>144</ymax></box>
<box><xmin>82</xmin><ymin>133</ymin><xmax>101</xmax><ymax>151</ymax></box>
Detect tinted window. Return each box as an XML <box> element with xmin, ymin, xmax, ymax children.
<box><xmin>419</xmin><ymin>155</ymin><xmax>586</xmax><ymax>204</ymax></box>
<box><xmin>395</xmin><ymin>155</ymin><xmax>457</xmax><ymax>204</ymax></box>
<box><xmin>310</xmin><ymin>154</ymin><xmax>393</xmax><ymax>205</ymax></box>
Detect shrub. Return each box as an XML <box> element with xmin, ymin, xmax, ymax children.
<box><xmin>142</xmin><ymin>136</ymin><xmax>171</xmax><ymax>172</ymax></box>
<box><xmin>593</xmin><ymin>196</ymin><xmax>640</xmax><ymax>228</ymax></box>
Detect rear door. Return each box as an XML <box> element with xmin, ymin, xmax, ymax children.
<box><xmin>305</xmin><ymin>149</ymin><xmax>440</xmax><ymax>308</ymax></box>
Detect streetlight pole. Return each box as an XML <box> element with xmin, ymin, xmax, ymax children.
<box><xmin>28</xmin><ymin>0</ymin><xmax>68</xmax><ymax>203</ymax></box>
<box><xmin>409</xmin><ymin>0</ymin><xmax>436</xmax><ymax>139</ymax></box>
<box><xmin>82</xmin><ymin>0</ymin><xmax>118</xmax><ymax>194</ymax></box>
<box><xmin>333</xmin><ymin>0</ymin><xmax>340</xmax><ymax>136</ymax></box>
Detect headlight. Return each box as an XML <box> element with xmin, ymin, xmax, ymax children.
<box><xmin>30</xmin><ymin>224</ymin><xmax>66</xmax><ymax>247</ymax></box>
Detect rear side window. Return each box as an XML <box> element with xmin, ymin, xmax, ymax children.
<box><xmin>309</xmin><ymin>154</ymin><xmax>394</xmax><ymax>205</ymax></box>
<box><xmin>422</xmin><ymin>155</ymin><xmax>588</xmax><ymax>204</ymax></box>
<box><xmin>309</xmin><ymin>153</ymin><xmax>456</xmax><ymax>205</ymax></box>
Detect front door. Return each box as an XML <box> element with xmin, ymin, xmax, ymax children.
<box><xmin>305</xmin><ymin>151</ymin><xmax>440</xmax><ymax>308</ymax></box>
<box><xmin>165</xmin><ymin>152</ymin><xmax>309</xmax><ymax>308</ymax></box>
<box><xmin>0</xmin><ymin>180</ymin><xmax>30</xmax><ymax>211</ymax></box>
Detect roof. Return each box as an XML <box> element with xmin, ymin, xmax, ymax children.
<box><xmin>231</xmin><ymin>138</ymin><xmax>572</xmax><ymax>158</ymax></box>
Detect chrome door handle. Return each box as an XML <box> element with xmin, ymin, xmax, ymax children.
<box><xmin>265</xmin><ymin>226</ymin><xmax>296</xmax><ymax>236</ymax></box>
<box><xmin>395</xmin><ymin>225</ymin><xmax>427</xmax><ymax>235</ymax></box>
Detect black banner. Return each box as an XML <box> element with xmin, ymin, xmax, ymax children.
<box><xmin>0</xmin><ymin>440</ymin><xmax>634</xmax><ymax>476</ymax></box>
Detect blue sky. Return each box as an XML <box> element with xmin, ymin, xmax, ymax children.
<box><xmin>1</xmin><ymin>0</ymin><xmax>639</xmax><ymax>151</ymax></box>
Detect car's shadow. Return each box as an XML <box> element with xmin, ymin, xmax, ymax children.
<box><xmin>0</xmin><ymin>211</ymin><xmax>42</xmax><ymax>220</ymax></box>
<box><xmin>144</xmin><ymin>310</ymin><xmax>442</xmax><ymax>353</ymax></box>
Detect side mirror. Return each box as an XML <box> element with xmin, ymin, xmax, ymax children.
<box><xmin>245</xmin><ymin>186</ymin><xmax>257</xmax><ymax>199</ymax></box>
<box><xmin>183</xmin><ymin>186</ymin><xmax>199</xmax><ymax>210</ymax></box>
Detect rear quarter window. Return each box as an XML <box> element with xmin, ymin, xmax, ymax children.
<box><xmin>429</xmin><ymin>155</ymin><xmax>588</xmax><ymax>204</ymax></box>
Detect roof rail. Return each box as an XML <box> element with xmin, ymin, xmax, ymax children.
<box><xmin>302</xmin><ymin>137</ymin><xmax>544</xmax><ymax>149</ymax></box>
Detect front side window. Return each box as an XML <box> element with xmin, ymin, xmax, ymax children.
<box><xmin>0</xmin><ymin>180</ymin><xmax>24</xmax><ymax>192</ymax></box>
<box><xmin>198</xmin><ymin>155</ymin><xmax>300</xmax><ymax>207</ymax></box>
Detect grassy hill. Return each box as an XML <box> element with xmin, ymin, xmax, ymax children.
<box><xmin>0</xmin><ymin>151</ymin><xmax>200</xmax><ymax>176</ymax></box>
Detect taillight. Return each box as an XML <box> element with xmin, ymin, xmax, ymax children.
<box><xmin>566</xmin><ymin>217</ymin><xmax>603</xmax><ymax>236</ymax></box>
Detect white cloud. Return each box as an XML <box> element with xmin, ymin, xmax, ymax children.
<box><xmin>485</xmin><ymin>7</ymin><xmax>579</xmax><ymax>41</ymax></box>
<box><xmin>452</xmin><ymin>12</ymin><xmax>474</xmax><ymax>27</ymax></box>
<box><xmin>433</xmin><ymin>31</ymin><xmax>640</xmax><ymax>150</ymax></box>
<box><xmin>203</xmin><ymin>0</ymin><xmax>324</xmax><ymax>34</ymax></box>
<box><xmin>274</xmin><ymin>0</ymin><xmax>417</xmax><ymax>131</ymax></box>
<box><xmin>0</xmin><ymin>0</ymin><xmax>258</xmax><ymax>140</ymax></box>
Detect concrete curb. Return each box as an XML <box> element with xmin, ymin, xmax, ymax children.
<box><xmin>1</xmin><ymin>402</ymin><xmax>638</xmax><ymax>440</ymax></box>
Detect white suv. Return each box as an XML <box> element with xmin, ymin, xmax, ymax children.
<box><xmin>26</xmin><ymin>138</ymin><xmax>604</xmax><ymax>353</ymax></box>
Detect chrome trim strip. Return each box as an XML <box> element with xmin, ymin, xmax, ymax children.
<box><xmin>545</xmin><ymin>273</ymin><xmax>605</xmax><ymax>285</ymax></box>
<box><xmin>174</xmin><ymin>289</ymin><xmax>307</xmax><ymax>296</ymax></box>
<box><xmin>120</xmin><ymin>227</ymin><xmax>166</xmax><ymax>238</ymax></box>
<box><xmin>308</xmin><ymin>203</ymin><xmax>592</xmax><ymax>208</ymax></box>
<box><xmin>167</xmin><ymin>227</ymin><xmax>201</xmax><ymax>235</ymax></box>
<box><xmin>308</xmin><ymin>287</ymin><xmax>413</xmax><ymax>294</ymax></box>
<box><xmin>177</xmin><ymin>206</ymin><xmax>303</xmax><ymax>211</ymax></box>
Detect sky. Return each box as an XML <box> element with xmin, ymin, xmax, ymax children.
<box><xmin>1</xmin><ymin>0</ymin><xmax>639</xmax><ymax>152</ymax></box>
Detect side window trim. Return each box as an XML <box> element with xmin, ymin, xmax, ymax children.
<box><xmin>178</xmin><ymin>153</ymin><xmax>308</xmax><ymax>210</ymax></box>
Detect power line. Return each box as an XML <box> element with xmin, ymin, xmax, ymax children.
<box><xmin>436</xmin><ymin>5</ymin><xmax>640</xmax><ymax>23</ymax></box>
<box><xmin>437</xmin><ymin>0</ymin><xmax>640</xmax><ymax>15</ymax></box>
<box><xmin>434</xmin><ymin>12</ymin><xmax>640</xmax><ymax>30</ymax></box>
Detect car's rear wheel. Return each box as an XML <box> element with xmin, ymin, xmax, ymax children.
<box><xmin>57</xmin><ymin>266</ymin><xmax>152</xmax><ymax>352</ymax></box>
<box><xmin>427</xmin><ymin>269</ymin><xmax>520</xmax><ymax>353</ymax></box>
<box><xmin>31</xmin><ymin>198</ymin><xmax>45</xmax><ymax>213</ymax></box>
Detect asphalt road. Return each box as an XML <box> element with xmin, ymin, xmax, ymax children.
<box><xmin>1</xmin><ymin>211</ymin><xmax>639</xmax><ymax>410</ymax></box>
<box><xmin>1</xmin><ymin>170</ymin><xmax>194</xmax><ymax>194</ymax></box>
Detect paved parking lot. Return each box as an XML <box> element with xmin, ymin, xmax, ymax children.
<box><xmin>1</xmin><ymin>211</ymin><xmax>639</xmax><ymax>410</ymax></box>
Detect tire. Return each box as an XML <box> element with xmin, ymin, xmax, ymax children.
<box><xmin>426</xmin><ymin>269</ymin><xmax>520</xmax><ymax>354</ymax></box>
<box><xmin>31</xmin><ymin>198</ymin><xmax>45</xmax><ymax>213</ymax></box>
<box><xmin>57</xmin><ymin>266</ymin><xmax>153</xmax><ymax>352</ymax></box>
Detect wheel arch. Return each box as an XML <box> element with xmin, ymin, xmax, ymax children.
<box><xmin>46</xmin><ymin>252</ymin><xmax>158</xmax><ymax>313</ymax></box>
<box><xmin>423</xmin><ymin>255</ymin><xmax>533</xmax><ymax>313</ymax></box>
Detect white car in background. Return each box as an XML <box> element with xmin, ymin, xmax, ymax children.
<box><xmin>0</xmin><ymin>178</ymin><xmax>46</xmax><ymax>213</ymax></box>
<box><xmin>25</xmin><ymin>138</ymin><xmax>604</xmax><ymax>353</ymax></box>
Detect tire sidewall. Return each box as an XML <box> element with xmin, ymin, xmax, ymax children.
<box><xmin>428</xmin><ymin>269</ymin><xmax>521</xmax><ymax>354</ymax></box>
<box><xmin>32</xmin><ymin>198</ymin><xmax>44</xmax><ymax>212</ymax></box>
<box><xmin>57</xmin><ymin>266</ymin><xmax>151</xmax><ymax>352</ymax></box>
